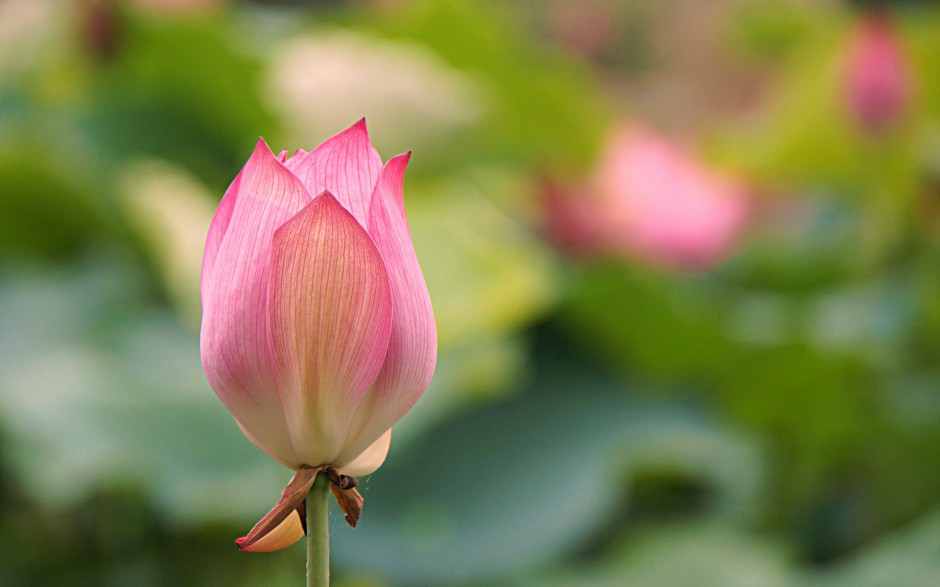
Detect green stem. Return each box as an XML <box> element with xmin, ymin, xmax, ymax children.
<box><xmin>306</xmin><ymin>472</ymin><xmax>331</xmax><ymax>587</ymax></box>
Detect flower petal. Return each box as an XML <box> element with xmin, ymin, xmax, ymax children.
<box><xmin>336</xmin><ymin>153</ymin><xmax>437</xmax><ymax>466</ymax></box>
<box><xmin>284</xmin><ymin>118</ymin><xmax>383</xmax><ymax>228</ymax></box>
<box><xmin>200</xmin><ymin>171</ymin><xmax>240</xmax><ymax>302</ymax></box>
<box><xmin>235</xmin><ymin>467</ymin><xmax>318</xmax><ymax>552</ymax></box>
<box><xmin>341</xmin><ymin>428</ymin><xmax>392</xmax><ymax>477</ymax></box>
<box><xmin>236</xmin><ymin>512</ymin><xmax>304</xmax><ymax>553</ymax></box>
<box><xmin>268</xmin><ymin>191</ymin><xmax>392</xmax><ymax>467</ymax></box>
<box><xmin>200</xmin><ymin>138</ymin><xmax>311</xmax><ymax>468</ymax></box>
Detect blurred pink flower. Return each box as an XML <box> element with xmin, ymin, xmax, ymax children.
<box><xmin>200</xmin><ymin>120</ymin><xmax>436</xmax><ymax>551</ymax></box>
<box><xmin>842</xmin><ymin>12</ymin><xmax>913</xmax><ymax>134</ymax></box>
<box><xmin>543</xmin><ymin>126</ymin><xmax>750</xmax><ymax>270</ymax></box>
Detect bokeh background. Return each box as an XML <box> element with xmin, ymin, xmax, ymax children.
<box><xmin>2</xmin><ymin>0</ymin><xmax>940</xmax><ymax>585</ymax></box>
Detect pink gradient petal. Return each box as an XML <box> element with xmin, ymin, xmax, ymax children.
<box><xmin>337</xmin><ymin>153</ymin><xmax>437</xmax><ymax>466</ymax></box>
<box><xmin>268</xmin><ymin>192</ymin><xmax>393</xmax><ymax>467</ymax></box>
<box><xmin>284</xmin><ymin>119</ymin><xmax>383</xmax><ymax>228</ymax></box>
<box><xmin>200</xmin><ymin>171</ymin><xmax>240</xmax><ymax>302</ymax></box>
<box><xmin>200</xmin><ymin>138</ymin><xmax>311</xmax><ymax>467</ymax></box>
<box><xmin>341</xmin><ymin>428</ymin><xmax>392</xmax><ymax>477</ymax></box>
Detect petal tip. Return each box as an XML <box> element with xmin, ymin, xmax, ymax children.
<box><xmin>381</xmin><ymin>152</ymin><xmax>411</xmax><ymax>175</ymax></box>
<box><xmin>251</xmin><ymin>137</ymin><xmax>277</xmax><ymax>161</ymax></box>
<box><xmin>348</xmin><ymin>118</ymin><xmax>374</xmax><ymax>144</ymax></box>
<box><xmin>314</xmin><ymin>189</ymin><xmax>339</xmax><ymax>206</ymax></box>
<box><xmin>384</xmin><ymin>152</ymin><xmax>412</xmax><ymax>181</ymax></box>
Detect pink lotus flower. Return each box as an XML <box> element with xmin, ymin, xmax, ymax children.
<box><xmin>842</xmin><ymin>12</ymin><xmax>912</xmax><ymax>134</ymax></box>
<box><xmin>200</xmin><ymin>120</ymin><xmax>436</xmax><ymax>551</ymax></box>
<box><xmin>542</xmin><ymin>125</ymin><xmax>750</xmax><ymax>270</ymax></box>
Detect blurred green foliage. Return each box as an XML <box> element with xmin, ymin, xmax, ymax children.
<box><xmin>1</xmin><ymin>0</ymin><xmax>940</xmax><ymax>586</ymax></box>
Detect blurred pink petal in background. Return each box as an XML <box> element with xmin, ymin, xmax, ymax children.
<box><xmin>543</xmin><ymin>125</ymin><xmax>750</xmax><ymax>270</ymax></box>
<box><xmin>842</xmin><ymin>12</ymin><xmax>913</xmax><ymax>134</ymax></box>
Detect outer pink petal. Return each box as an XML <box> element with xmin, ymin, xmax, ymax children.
<box><xmin>268</xmin><ymin>192</ymin><xmax>393</xmax><ymax>467</ymax></box>
<box><xmin>336</xmin><ymin>153</ymin><xmax>437</xmax><ymax>466</ymax></box>
<box><xmin>284</xmin><ymin>119</ymin><xmax>383</xmax><ymax>228</ymax></box>
<box><xmin>200</xmin><ymin>171</ymin><xmax>240</xmax><ymax>302</ymax></box>
<box><xmin>340</xmin><ymin>428</ymin><xmax>392</xmax><ymax>477</ymax></box>
<box><xmin>200</xmin><ymin>138</ymin><xmax>311</xmax><ymax>468</ymax></box>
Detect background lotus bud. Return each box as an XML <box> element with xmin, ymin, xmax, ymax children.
<box><xmin>542</xmin><ymin>125</ymin><xmax>750</xmax><ymax>270</ymax></box>
<box><xmin>199</xmin><ymin>120</ymin><xmax>437</xmax><ymax>481</ymax></box>
<box><xmin>842</xmin><ymin>12</ymin><xmax>912</xmax><ymax>134</ymax></box>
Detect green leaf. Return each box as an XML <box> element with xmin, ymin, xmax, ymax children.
<box><xmin>331</xmin><ymin>356</ymin><xmax>763</xmax><ymax>584</ymax></box>
<box><xmin>372</xmin><ymin>0</ymin><xmax>610</xmax><ymax>169</ymax></box>
<box><xmin>525</xmin><ymin>521</ymin><xmax>795</xmax><ymax>587</ymax></box>
<box><xmin>81</xmin><ymin>14</ymin><xmax>277</xmax><ymax>187</ymax></box>
<box><xmin>0</xmin><ymin>257</ymin><xmax>284</xmax><ymax>524</ymax></box>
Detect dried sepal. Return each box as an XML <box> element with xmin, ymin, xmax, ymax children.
<box><xmin>236</xmin><ymin>466</ymin><xmax>320</xmax><ymax>551</ymax></box>
<box><xmin>330</xmin><ymin>482</ymin><xmax>364</xmax><ymax>528</ymax></box>
<box><xmin>237</xmin><ymin>465</ymin><xmax>368</xmax><ymax>552</ymax></box>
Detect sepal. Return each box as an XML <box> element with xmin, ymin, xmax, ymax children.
<box><xmin>236</xmin><ymin>467</ymin><xmax>319</xmax><ymax>551</ymax></box>
<box><xmin>237</xmin><ymin>465</ymin><xmax>367</xmax><ymax>552</ymax></box>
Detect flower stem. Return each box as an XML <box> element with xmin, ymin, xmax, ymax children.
<box><xmin>306</xmin><ymin>472</ymin><xmax>331</xmax><ymax>587</ymax></box>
